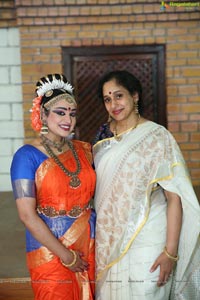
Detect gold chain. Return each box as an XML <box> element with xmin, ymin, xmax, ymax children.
<box><xmin>113</xmin><ymin>114</ymin><xmax>140</xmax><ymax>142</ymax></box>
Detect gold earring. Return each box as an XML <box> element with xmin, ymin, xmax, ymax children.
<box><xmin>68</xmin><ymin>129</ymin><xmax>75</xmax><ymax>140</ymax></box>
<box><xmin>40</xmin><ymin>122</ymin><xmax>48</xmax><ymax>134</ymax></box>
<box><xmin>107</xmin><ymin>114</ymin><xmax>113</xmax><ymax>122</ymax></box>
<box><xmin>134</xmin><ymin>101</ymin><xmax>139</xmax><ymax>115</ymax></box>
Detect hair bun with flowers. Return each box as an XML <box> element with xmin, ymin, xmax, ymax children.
<box><xmin>30</xmin><ymin>73</ymin><xmax>74</xmax><ymax>132</ymax></box>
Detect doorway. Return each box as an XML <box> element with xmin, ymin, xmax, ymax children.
<box><xmin>63</xmin><ymin>45</ymin><xmax>166</xmax><ymax>143</ymax></box>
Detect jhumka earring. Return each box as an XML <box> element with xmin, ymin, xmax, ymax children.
<box><xmin>135</xmin><ymin>101</ymin><xmax>139</xmax><ymax>115</ymax></box>
<box><xmin>68</xmin><ymin>129</ymin><xmax>75</xmax><ymax>140</ymax></box>
<box><xmin>107</xmin><ymin>114</ymin><xmax>113</xmax><ymax>122</ymax></box>
<box><xmin>40</xmin><ymin>122</ymin><xmax>48</xmax><ymax>134</ymax></box>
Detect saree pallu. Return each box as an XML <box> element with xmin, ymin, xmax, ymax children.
<box><xmin>93</xmin><ymin>121</ymin><xmax>200</xmax><ymax>300</ymax></box>
<box><xmin>11</xmin><ymin>140</ymin><xmax>96</xmax><ymax>300</ymax></box>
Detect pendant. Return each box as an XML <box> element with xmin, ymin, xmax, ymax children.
<box><xmin>114</xmin><ymin>130</ymin><xmax>122</xmax><ymax>142</ymax></box>
<box><xmin>69</xmin><ymin>176</ymin><xmax>81</xmax><ymax>188</ymax></box>
<box><xmin>114</xmin><ymin>135</ymin><xmax>122</xmax><ymax>142</ymax></box>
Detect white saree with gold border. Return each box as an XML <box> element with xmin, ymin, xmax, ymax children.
<box><xmin>93</xmin><ymin>121</ymin><xmax>200</xmax><ymax>300</ymax></box>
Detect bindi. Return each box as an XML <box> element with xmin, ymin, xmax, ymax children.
<box><xmin>109</xmin><ymin>91</ymin><xmax>112</xmax><ymax>95</ymax></box>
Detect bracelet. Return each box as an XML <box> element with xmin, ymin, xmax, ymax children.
<box><xmin>163</xmin><ymin>246</ymin><xmax>179</xmax><ymax>262</ymax></box>
<box><xmin>60</xmin><ymin>249</ymin><xmax>77</xmax><ymax>268</ymax></box>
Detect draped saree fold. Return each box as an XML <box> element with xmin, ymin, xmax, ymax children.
<box><xmin>93</xmin><ymin>121</ymin><xmax>200</xmax><ymax>300</ymax></box>
<box><xmin>11</xmin><ymin>140</ymin><xmax>96</xmax><ymax>300</ymax></box>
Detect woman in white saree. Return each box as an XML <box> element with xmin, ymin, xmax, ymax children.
<box><xmin>92</xmin><ymin>70</ymin><xmax>200</xmax><ymax>300</ymax></box>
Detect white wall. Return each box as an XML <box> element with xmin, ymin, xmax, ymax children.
<box><xmin>0</xmin><ymin>28</ymin><xmax>24</xmax><ymax>191</ymax></box>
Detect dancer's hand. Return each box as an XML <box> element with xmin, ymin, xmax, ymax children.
<box><xmin>69</xmin><ymin>251</ymin><xmax>89</xmax><ymax>273</ymax></box>
<box><xmin>61</xmin><ymin>250</ymin><xmax>89</xmax><ymax>273</ymax></box>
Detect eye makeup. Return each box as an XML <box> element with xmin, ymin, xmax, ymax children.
<box><xmin>52</xmin><ymin>107</ymin><xmax>77</xmax><ymax>117</ymax></box>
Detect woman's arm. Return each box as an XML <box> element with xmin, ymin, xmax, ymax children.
<box><xmin>165</xmin><ymin>190</ymin><xmax>182</xmax><ymax>256</ymax></box>
<box><xmin>150</xmin><ymin>190</ymin><xmax>182</xmax><ymax>286</ymax></box>
<box><xmin>16</xmin><ymin>197</ymin><xmax>88</xmax><ymax>272</ymax></box>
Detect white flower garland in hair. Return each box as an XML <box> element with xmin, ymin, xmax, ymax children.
<box><xmin>36</xmin><ymin>78</ymin><xmax>73</xmax><ymax>97</ymax></box>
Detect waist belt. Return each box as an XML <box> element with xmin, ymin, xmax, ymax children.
<box><xmin>37</xmin><ymin>204</ymin><xmax>89</xmax><ymax>218</ymax></box>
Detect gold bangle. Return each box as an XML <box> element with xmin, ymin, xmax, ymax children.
<box><xmin>60</xmin><ymin>249</ymin><xmax>77</xmax><ymax>268</ymax></box>
<box><xmin>163</xmin><ymin>246</ymin><xmax>179</xmax><ymax>262</ymax></box>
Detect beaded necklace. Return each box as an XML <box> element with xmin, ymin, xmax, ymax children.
<box><xmin>41</xmin><ymin>138</ymin><xmax>81</xmax><ymax>189</ymax></box>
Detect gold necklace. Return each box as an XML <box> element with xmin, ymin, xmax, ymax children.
<box><xmin>41</xmin><ymin>138</ymin><xmax>81</xmax><ymax>189</ymax></box>
<box><xmin>40</xmin><ymin>134</ymin><xmax>65</xmax><ymax>153</ymax></box>
<box><xmin>113</xmin><ymin>114</ymin><xmax>140</xmax><ymax>142</ymax></box>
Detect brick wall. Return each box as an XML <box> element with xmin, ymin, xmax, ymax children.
<box><xmin>0</xmin><ymin>0</ymin><xmax>200</xmax><ymax>188</ymax></box>
<box><xmin>0</xmin><ymin>0</ymin><xmax>16</xmax><ymax>27</ymax></box>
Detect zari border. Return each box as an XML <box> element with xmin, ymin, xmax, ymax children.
<box><xmin>93</xmin><ymin>136</ymin><xmax>114</xmax><ymax>157</ymax></box>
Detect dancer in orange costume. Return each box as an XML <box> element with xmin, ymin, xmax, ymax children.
<box><xmin>11</xmin><ymin>74</ymin><xmax>96</xmax><ymax>300</ymax></box>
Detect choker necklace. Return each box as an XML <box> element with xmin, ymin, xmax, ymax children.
<box><xmin>113</xmin><ymin>114</ymin><xmax>140</xmax><ymax>142</ymax></box>
<box><xmin>41</xmin><ymin>139</ymin><xmax>81</xmax><ymax>189</ymax></box>
<box><xmin>40</xmin><ymin>134</ymin><xmax>65</xmax><ymax>153</ymax></box>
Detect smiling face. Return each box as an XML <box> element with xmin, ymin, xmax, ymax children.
<box><xmin>103</xmin><ymin>79</ymin><xmax>138</xmax><ymax>123</ymax></box>
<box><xmin>42</xmin><ymin>99</ymin><xmax>77</xmax><ymax>141</ymax></box>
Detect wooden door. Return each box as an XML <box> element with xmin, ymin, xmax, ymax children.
<box><xmin>63</xmin><ymin>45</ymin><xmax>166</xmax><ymax>143</ymax></box>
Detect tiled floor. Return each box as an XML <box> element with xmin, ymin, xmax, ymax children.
<box><xmin>0</xmin><ymin>192</ymin><xmax>32</xmax><ymax>299</ymax></box>
<box><xmin>0</xmin><ymin>192</ymin><xmax>29</xmax><ymax>279</ymax></box>
<box><xmin>0</xmin><ymin>278</ymin><xmax>34</xmax><ymax>300</ymax></box>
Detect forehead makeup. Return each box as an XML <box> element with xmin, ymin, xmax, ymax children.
<box><xmin>52</xmin><ymin>106</ymin><xmax>76</xmax><ymax>111</ymax></box>
<box><xmin>44</xmin><ymin>94</ymin><xmax>77</xmax><ymax>110</ymax></box>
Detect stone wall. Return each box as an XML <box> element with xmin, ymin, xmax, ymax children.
<box><xmin>0</xmin><ymin>28</ymin><xmax>24</xmax><ymax>191</ymax></box>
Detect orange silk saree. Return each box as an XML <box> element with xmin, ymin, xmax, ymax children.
<box><xmin>12</xmin><ymin>140</ymin><xmax>96</xmax><ymax>300</ymax></box>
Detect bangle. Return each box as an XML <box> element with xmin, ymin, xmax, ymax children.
<box><xmin>163</xmin><ymin>246</ymin><xmax>179</xmax><ymax>262</ymax></box>
<box><xmin>60</xmin><ymin>249</ymin><xmax>77</xmax><ymax>268</ymax></box>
